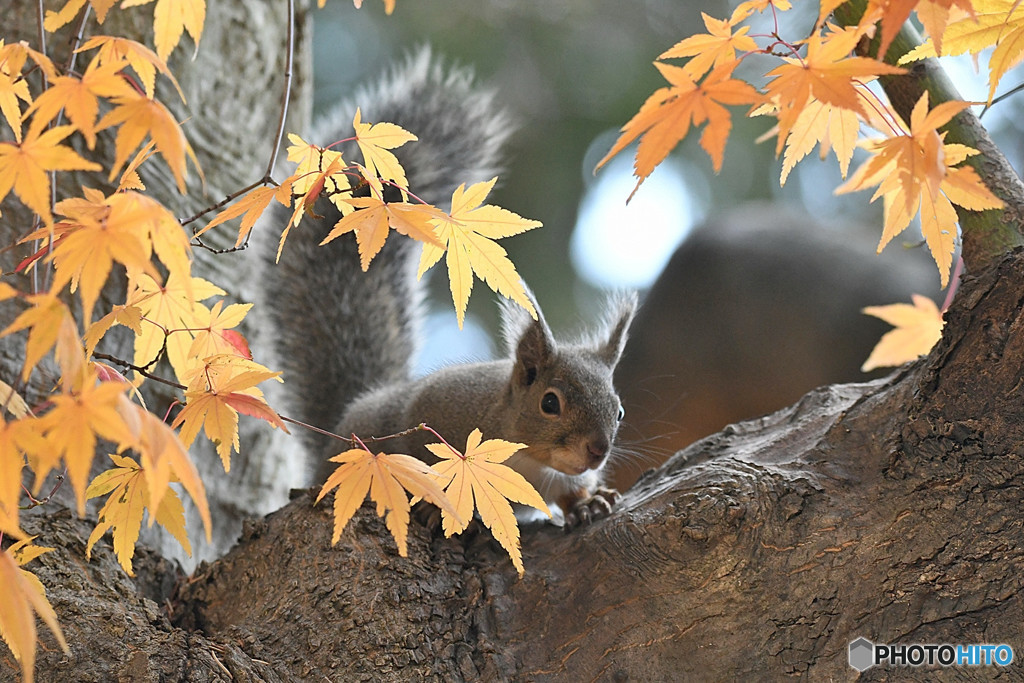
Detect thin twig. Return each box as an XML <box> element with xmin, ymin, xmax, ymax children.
<box><xmin>92</xmin><ymin>351</ymin><xmax>186</xmax><ymax>390</ymax></box>
<box><xmin>264</xmin><ymin>0</ymin><xmax>296</xmax><ymax>179</ymax></box>
<box><xmin>33</xmin><ymin>0</ymin><xmax>50</xmax><ymax>296</ymax></box>
<box><xmin>180</xmin><ymin>0</ymin><xmax>294</xmax><ymax>253</ymax></box>
<box><xmin>63</xmin><ymin>4</ymin><xmax>92</xmax><ymax>74</ymax></box>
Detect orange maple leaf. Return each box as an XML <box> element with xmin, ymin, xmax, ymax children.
<box><xmin>862</xmin><ymin>294</ymin><xmax>945</xmax><ymax>371</ymax></box>
<box><xmin>417</xmin><ymin>178</ymin><xmax>541</xmax><ymax>327</ymax></box>
<box><xmin>115</xmin><ymin>398</ymin><xmax>210</xmax><ymax>540</ymax></box>
<box><xmin>778</xmin><ymin>94</ymin><xmax>862</xmax><ymax>185</ymax></box>
<box><xmin>659</xmin><ymin>12</ymin><xmax>759</xmax><ymax>80</ymax></box>
<box><xmin>597</xmin><ymin>62</ymin><xmax>761</xmax><ymax>197</ymax></box>
<box><xmin>764</xmin><ymin>26</ymin><xmax>905</xmax><ymax>156</ymax></box>
<box><xmin>426</xmin><ymin>429</ymin><xmax>550</xmax><ymax>576</ymax></box>
<box><xmin>130</xmin><ymin>271</ymin><xmax>223</xmax><ymax>382</ymax></box>
<box><xmin>0</xmin><ymin>42</ymin><xmax>35</xmax><ymax>144</ymax></box>
<box><xmin>0</xmin><ymin>125</ymin><xmax>101</xmax><ymax>225</ymax></box>
<box><xmin>316</xmin><ymin>444</ymin><xmax>455</xmax><ymax>557</ymax></box>
<box><xmin>907</xmin><ymin>0</ymin><xmax>1023</xmax><ymax>102</ymax></box>
<box><xmin>186</xmin><ymin>300</ymin><xmax>253</xmax><ymax>362</ymax></box>
<box><xmin>19</xmin><ymin>188</ymin><xmax>191</xmax><ymax>323</ymax></box>
<box><xmin>732</xmin><ymin>0</ymin><xmax>792</xmax><ymax>23</ymax></box>
<box><xmin>837</xmin><ymin>92</ymin><xmax>1003</xmax><ymax>286</ymax></box>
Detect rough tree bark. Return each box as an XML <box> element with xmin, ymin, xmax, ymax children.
<box><xmin>4</xmin><ymin>2</ymin><xmax>1024</xmax><ymax>682</ymax></box>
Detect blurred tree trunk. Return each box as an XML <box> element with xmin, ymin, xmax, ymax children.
<box><xmin>5</xmin><ymin>2</ymin><xmax>1024</xmax><ymax>682</ymax></box>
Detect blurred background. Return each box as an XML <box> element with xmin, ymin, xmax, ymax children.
<box><xmin>311</xmin><ymin>0</ymin><xmax>1024</xmax><ymax>477</ymax></box>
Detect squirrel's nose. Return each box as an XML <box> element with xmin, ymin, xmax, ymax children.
<box><xmin>586</xmin><ymin>437</ymin><xmax>610</xmax><ymax>467</ymax></box>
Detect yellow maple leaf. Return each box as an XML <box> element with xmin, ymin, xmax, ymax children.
<box><xmin>0</xmin><ymin>125</ymin><xmax>102</xmax><ymax>225</ymax></box>
<box><xmin>23</xmin><ymin>60</ymin><xmax>134</xmax><ymax>149</ymax></box>
<box><xmin>85</xmin><ymin>453</ymin><xmax>190</xmax><ymax>575</ymax></box>
<box><xmin>120</xmin><ymin>0</ymin><xmax>206</xmax><ymax>61</ymax></box>
<box><xmin>186</xmin><ymin>300</ymin><xmax>253</xmax><ymax>362</ymax></box>
<box><xmin>417</xmin><ymin>178</ymin><xmax>541</xmax><ymax>327</ymax></box>
<box><xmin>316</xmin><ymin>445</ymin><xmax>455</xmax><ymax>557</ymax></box>
<box><xmin>0</xmin><ymin>543</ymin><xmax>68</xmax><ymax>683</ymax></box>
<box><xmin>44</xmin><ymin>0</ymin><xmax>118</xmax><ymax>31</ymax></box>
<box><xmin>837</xmin><ymin>92</ymin><xmax>1003</xmax><ymax>286</ymax></box>
<box><xmin>0</xmin><ymin>45</ymin><xmax>33</xmax><ymax>144</ymax></box>
<box><xmin>901</xmin><ymin>0</ymin><xmax>1021</xmax><ymax>101</ymax></box>
<box><xmin>732</xmin><ymin>0</ymin><xmax>792</xmax><ymax>23</ymax></box>
<box><xmin>764</xmin><ymin>26</ymin><xmax>905</xmax><ymax>156</ymax></box>
<box><xmin>0</xmin><ymin>415</ymin><xmax>47</xmax><ymax>537</ymax></box>
<box><xmin>117</xmin><ymin>140</ymin><xmax>157</xmax><ymax>191</ymax></box>
<box><xmin>862</xmin><ymin>294</ymin><xmax>945</xmax><ymax>371</ymax></box>
<box><xmin>0</xmin><ymin>41</ymin><xmax>58</xmax><ymax>144</ymax></box>
<box><xmin>77</xmin><ymin>35</ymin><xmax>184</xmax><ymax>100</ymax></box>
<box><xmin>779</xmin><ymin>94</ymin><xmax>861</xmax><ymax>185</ymax></box>
<box><xmin>425</xmin><ymin>429</ymin><xmax>550</xmax><ymax>576</ymax></box>
<box><xmin>95</xmin><ymin>90</ymin><xmax>197</xmax><ymax>193</ymax></box>
<box><xmin>352</xmin><ymin>108</ymin><xmax>417</xmax><ymax>189</ymax></box>
<box><xmin>659</xmin><ymin>12</ymin><xmax>759</xmax><ymax>80</ymax></box>
<box><xmin>35</xmin><ymin>372</ymin><xmax>137</xmax><ymax>514</ymax></box>
<box><xmin>172</xmin><ymin>355</ymin><xmax>286</xmax><ymax>471</ymax></box>
<box><xmin>597</xmin><ymin>62</ymin><xmax>761</xmax><ymax>197</ymax></box>
<box><xmin>83</xmin><ymin>289</ymin><xmax>146</xmax><ymax>360</ymax></box>
<box><xmin>280</xmin><ymin>135</ymin><xmax>349</xmax><ymax>253</ymax></box>
<box><xmin>118</xmin><ymin>398</ymin><xmax>210</xmax><ymax>540</ymax></box>
<box><xmin>0</xmin><ymin>380</ymin><xmax>30</xmax><ymax>419</ymax></box>
<box><xmin>130</xmin><ymin>272</ymin><xmax>224</xmax><ymax>382</ymax></box>
<box><xmin>196</xmin><ymin>182</ymin><xmax>293</xmax><ymax>247</ymax></box>
<box><xmin>1</xmin><ymin>293</ymin><xmax>84</xmax><ymax>390</ymax></box>
<box><xmin>321</xmin><ymin>196</ymin><xmax>444</xmax><ymax>270</ymax></box>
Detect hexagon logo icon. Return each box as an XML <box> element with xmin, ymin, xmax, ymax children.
<box><xmin>849</xmin><ymin>637</ymin><xmax>875</xmax><ymax>672</ymax></box>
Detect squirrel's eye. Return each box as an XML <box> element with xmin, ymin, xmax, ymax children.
<box><xmin>541</xmin><ymin>391</ymin><xmax>561</xmax><ymax>416</ymax></box>
<box><xmin>617</xmin><ymin>405</ymin><xmax>625</xmax><ymax>422</ymax></box>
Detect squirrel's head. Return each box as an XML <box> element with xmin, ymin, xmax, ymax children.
<box><xmin>500</xmin><ymin>291</ymin><xmax>637</xmax><ymax>477</ymax></box>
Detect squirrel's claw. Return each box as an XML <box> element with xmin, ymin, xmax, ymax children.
<box><xmin>563</xmin><ymin>487</ymin><xmax>621</xmax><ymax>532</ymax></box>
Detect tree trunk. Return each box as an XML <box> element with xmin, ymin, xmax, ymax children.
<box><xmin>6</xmin><ymin>3</ymin><xmax>1024</xmax><ymax>682</ymax></box>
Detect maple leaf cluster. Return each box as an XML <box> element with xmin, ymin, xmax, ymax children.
<box><xmin>203</xmin><ymin>110</ymin><xmax>542</xmax><ymax>327</ymax></box>
<box><xmin>601</xmin><ymin>0</ymin><xmax>1009</xmax><ymax>284</ymax></box>
<box><xmin>2</xmin><ymin>0</ymin><xmax>546</xmax><ymax>676</ymax></box>
<box><xmin>317</xmin><ymin>428</ymin><xmax>550</xmax><ymax>576</ymax></box>
<box><xmin>600</xmin><ymin>0</ymin><xmax>1018</xmax><ymax>368</ymax></box>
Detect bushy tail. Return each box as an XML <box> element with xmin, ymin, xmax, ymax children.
<box><xmin>264</xmin><ymin>49</ymin><xmax>511</xmax><ymax>471</ymax></box>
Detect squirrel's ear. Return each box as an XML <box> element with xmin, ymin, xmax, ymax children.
<box><xmin>595</xmin><ymin>291</ymin><xmax>638</xmax><ymax>367</ymax></box>
<box><xmin>501</xmin><ymin>289</ymin><xmax>555</xmax><ymax>386</ymax></box>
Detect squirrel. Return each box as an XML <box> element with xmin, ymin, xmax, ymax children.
<box><xmin>263</xmin><ymin>49</ymin><xmax>637</xmax><ymax>528</ymax></box>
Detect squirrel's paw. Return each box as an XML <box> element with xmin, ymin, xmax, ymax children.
<box><xmin>563</xmin><ymin>487</ymin><xmax>621</xmax><ymax>532</ymax></box>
